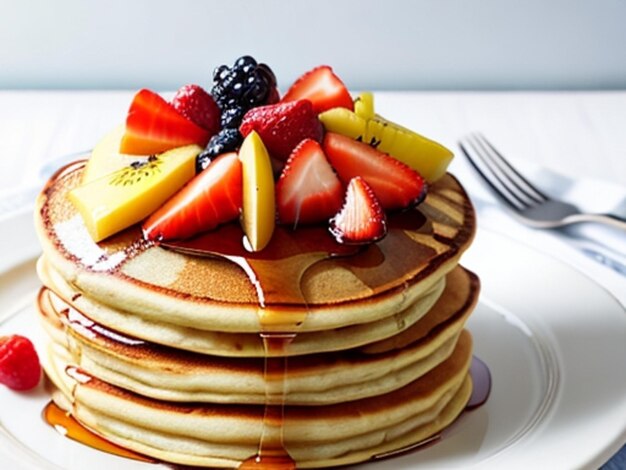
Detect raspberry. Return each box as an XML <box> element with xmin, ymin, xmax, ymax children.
<box><xmin>0</xmin><ymin>335</ymin><xmax>42</xmax><ymax>391</ymax></box>
<box><xmin>171</xmin><ymin>84</ymin><xmax>221</xmax><ymax>136</ymax></box>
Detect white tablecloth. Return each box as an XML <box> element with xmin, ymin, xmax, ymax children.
<box><xmin>0</xmin><ymin>90</ymin><xmax>625</xmax><ymax>467</ymax></box>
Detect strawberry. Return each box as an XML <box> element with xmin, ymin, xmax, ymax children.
<box><xmin>329</xmin><ymin>177</ymin><xmax>387</xmax><ymax>244</ymax></box>
<box><xmin>143</xmin><ymin>152</ymin><xmax>242</xmax><ymax>240</ymax></box>
<box><xmin>281</xmin><ymin>65</ymin><xmax>353</xmax><ymax>114</ymax></box>
<box><xmin>239</xmin><ymin>100</ymin><xmax>323</xmax><ymax>161</ymax></box>
<box><xmin>323</xmin><ymin>132</ymin><xmax>427</xmax><ymax>210</ymax></box>
<box><xmin>0</xmin><ymin>335</ymin><xmax>41</xmax><ymax>391</ymax></box>
<box><xmin>120</xmin><ymin>89</ymin><xmax>211</xmax><ymax>155</ymax></box>
<box><xmin>171</xmin><ymin>84</ymin><xmax>221</xmax><ymax>136</ymax></box>
<box><xmin>276</xmin><ymin>139</ymin><xmax>343</xmax><ymax>225</ymax></box>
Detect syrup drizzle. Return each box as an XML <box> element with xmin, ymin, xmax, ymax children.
<box><xmin>43</xmin><ymin>401</ymin><xmax>155</xmax><ymax>463</ymax></box>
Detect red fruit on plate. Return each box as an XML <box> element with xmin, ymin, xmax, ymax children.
<box><xmin>0</xmin><ymin>335</ymin><xmax>41</xmax><ymax>391</ymax></box>
<box><xmin>323</xmin><ymin>132</ymin><xmax>427</xmax><ymax>210</ymax></box>
<box><xmin>143</xmin><ymin>152</ymin><xmax>242</xmax><ymax>240</ymax></box>
<box><xmin>281</xmin><ymin>65</ymin><xmax>353</xmax><ymax>114</ymax></box>
<box><xmin>329</xmin><ymin>177</ymin><xmax>387</xmax><ymax>244</ymax></box>
<box><xmin>171</xmin><ymin>84</ymin><xmax>221</xmax><ymax>136</ymax></box>
<box><xmin>276</xmin><ymin>139</ymin><xmax>344</xmax><ymax>225</ymax></box>
<box><xmin>239</xmin><ymin>100</ymin><xmax>323</xmax><ymax>161</ymax></box>
<box><xmin>120</xmin><ymin>89</ymin><xmax>211</xmax><ymax>155</ymax></box>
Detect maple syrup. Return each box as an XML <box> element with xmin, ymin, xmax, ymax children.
<box><xmin>43</xmin><ymin>401</ymin><xmax>155</xmax><ymax>463</ymax></box>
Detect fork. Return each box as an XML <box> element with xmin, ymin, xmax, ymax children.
<box><xmin>458</xmin><ymin>133</ymin><xmax>626</xmax><ymax>231</ymax></box>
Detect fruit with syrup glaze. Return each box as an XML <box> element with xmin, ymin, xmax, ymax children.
<box><xmin>239</xmin><ymin>100</ymin><xmax>323</xmax><ymax>161</ymax></box>
<box><xmin>281</xmin><ymin>65</ymin><xmax>353</xmax><ymax>114</ymax></box>
<box><xmin>276</xmin><ymin>139</ymin><xmax>343</xmax><ymax>226</ymax></box>
<box><xmin>143</xmin><ymin>152</ymin><xmax>242</xmax><ymax>241</ymax></box>
<box><xmin>0</xmin><ymin>335</ymin><xmax>41</xmax><ymax>391</ymax></box>
<box><xmin>239</xmin><ymin>131</ymin><xmax>275</xmax><ymax>251</ymax></box>
<box><xmin>319</xmin><ymin>94</ymin><xmax>453</xmax><ymax>182</ymax></box>
<box><xmin>119</xmin><ymin>89</ymin><xmax>210</xmax><ymax>155</ymax></box>
<box><xmin>323</xmin><ymin>132</ymin><xmax>426</xmax><ymax>210</ymax></box>
<box><xmin>329</xmin><ymin>177</ymin><xmax>387</xmax><ymax>244</ymax></box>
<box><xmin>69</xmin><ymin>145</ymin><xmax>200</xmax><ymax>242</ymax></box>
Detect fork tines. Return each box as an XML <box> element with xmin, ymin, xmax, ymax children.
<box><xmin>459</xmin><ymin>133</ymin><xmax>548</xmax><ymax>211</ymax></box>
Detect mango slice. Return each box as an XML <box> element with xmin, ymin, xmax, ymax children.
<box><xmin>69</xmin><ymin>145</ymin><xmax>200</xmax><ymax>242</ymax></box>
<box><xmin>239</xmin><ymin>131</ymin><xmax>275</xmax><ymax>252</ymax></box>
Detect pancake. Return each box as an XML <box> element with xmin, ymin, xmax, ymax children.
<box><xmin>35</xmin><ymin>163</ymin><xmax>475</xmax><ymax>333</ymax></box>
<box><xmin>34</xmin><ymin>156</ymin><xmax>481</xmax><ymax>467</ymax></box>
<box><xmin>37</xmin><ymin>267</ymin><xmax>478</xmax><ymax>405</ymax></box>
<box><xmin>43</xmin><ymin>330</ymin><xmax>473</xmax><ymax>468</ymax></box>
<box><xmin>37</xmin><ymin>255</ymin><xmax>449</xmax><ymax>357</ymax></box>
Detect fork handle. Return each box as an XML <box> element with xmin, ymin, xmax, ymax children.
<box><xmin>570</xmin><ymin>213</ymin><xmax>626</xmax><ymax>231</ymax></box>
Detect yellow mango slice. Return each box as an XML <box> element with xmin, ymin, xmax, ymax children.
<box><xmin>239</xmin><ymin>131</ymin><xmax>275</xmax><ymax>252</ymax></box>
<box><xmin>69</xmin><ymin>145</ymin><xmax>200</xmax><ymax>242</ymax></box>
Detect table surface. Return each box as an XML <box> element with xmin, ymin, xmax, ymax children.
<box><xmin>0</xmin><ymin>90</ymin><xmax>625</xmax><ymax>469</ymax></box>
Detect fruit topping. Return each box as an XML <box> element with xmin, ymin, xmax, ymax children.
<box><xmin>239</xmin><ymin>131</ymin><xmax>275</xmax><ymax>251</ymax></box>
<box><xmin>171</xmin><ymin>84</ymin><xmax>221</xmax><ymax>136</ymax></box>
<box><xmin>196</xmin><ymin>128</ymin><xmax>242</xmax><ymax>172</ymax></box>
<box><xmin>120</xmin><ymin>89</ymin><xmax>210</xmax><ymax>155</ymax></box>
<box><xmin>239</xmin><ymin>100</ymin><xmax>323</xmax><ymax>161</ymax></box>
<box><xmin>82</xmin><ymin>125</ymin><xmax>145</xmax><ymax>184</ymax></box>
<box><xmin>329</xmin><ymin>177</ymin><xmax>387</xmax><ymax>245</ymax></box>
<box><xmin>281</xmin><ymin>65</ymin><xmax>353</xmax><ymax>114</ymax></box>
<box><xmin>323</xmin><ymin>132</ymin><xmax>426</xmax><ymax>210</ymax></box>
<box><xmin>319</xmin><ymin>93</ymin><xmax>453</xmax><ymax>182</ymax></box>
<box><xmin>69</xmin><ymin>145</ymin><xmax>200</xmax><ymax>242</ymax></box>
<box><xmin>0</xmin><ymin>335</ymin><xmax>41</xmax><ymax>391</ymax></box>
<box><xmin>354</xmin><ymin>92</ymin><xmax>375</xmax><ymax>120</ymax></box>
<box><xmin>144</xmin><ymin>152</ymin><xmax>242</xmax><ymax>241</ymax></box>
<box><xmin>276</xmin><ymin>139</ymin><xmax>343</xmax><ymax>226</ymax></box>
<box><xmin>206</xmin><ymin>56</ymin><xmax>280</xmax><ymax>157</ymax></box>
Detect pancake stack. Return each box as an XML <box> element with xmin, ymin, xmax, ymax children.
<box><xmin>34</xmin><ymin>161</ymin><xmax>478</xmax><ymax>468</ymax></box>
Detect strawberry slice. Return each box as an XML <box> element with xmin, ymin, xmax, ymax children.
<box><xmin>239</xmin><ymin>100</ymin><xmax>323</xmax><ymax>161</ymax></box>
<box><xmin>143</xmin><ymin>152</ymin><xmax>242</xmax><ymax>240</ymax></box>
<box><xmin>323</xmin><ymin>132</ymin><xmax>426</xmax><ymax>210</ymax></box>
<box><xmin>281</xmin><ymin>65</ymin><xmax>353</xmax><ymax>114</ymax></box>
<box><xmin>329</xmin><ymin>177</ymin><xmax>386</xmax><ymax>244</ymax></box>
<box><xmin>276</xmin><ymin>139</ymin><xmax>343</xmax><ymax>225</ymax></box>
<box><xmin>120</xmin><ymin>89</ymin><xmax>211</xmax><ymax>155</ymax></box>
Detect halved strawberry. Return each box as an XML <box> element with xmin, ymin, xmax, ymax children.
<box><xmin>329</xmin><ymin>177</ymin><xmax>386</xmax><ymax>244</ymax></box>
<box><xmin>276</xmin><ymin>139</ymin><xmax>343</xmax><ymax>226</ymax></box>
<box><xmin>120</xmin><ymin>89</ymin><xmax>211</xmax><ymax>155</ymax></box>
<box><xmin>143</xmin><ymin>152</ymin><xmax>242</xmax><ymax>240</ymax></box>
<box><xmin>281</xmin><ymin>66</ymin><xmax>353</xmax><ymax>114</ymax></box>
<box><xmin>239</xmin><ymin>100</ymin><xmax>323</xmax><ymax>161</ymax></box>
<box><xmin>323</xmin><ymin>132</ymin><xmax>426</xmax><ymax>210</ymax></box>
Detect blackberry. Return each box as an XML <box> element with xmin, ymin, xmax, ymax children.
<box><xmin>210</xmin><ymin>55</ymin><xmax>277</xmax><ymax>120</ymax></box>
<box><xmin>196</xmin><ymin>128</ymin><xmax>243</xmax><ymax>172</ymax></box>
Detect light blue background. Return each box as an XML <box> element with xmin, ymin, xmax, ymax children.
<box><xmin>1</xmin><ymin>0</ymin><xmax>625</xmax><ymax>90</ymax></box>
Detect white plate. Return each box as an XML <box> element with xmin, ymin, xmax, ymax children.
<box><xmin>1</xmin><ymin>210</ymin><xmax>625</xmax><ymax>470</ymax></box>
